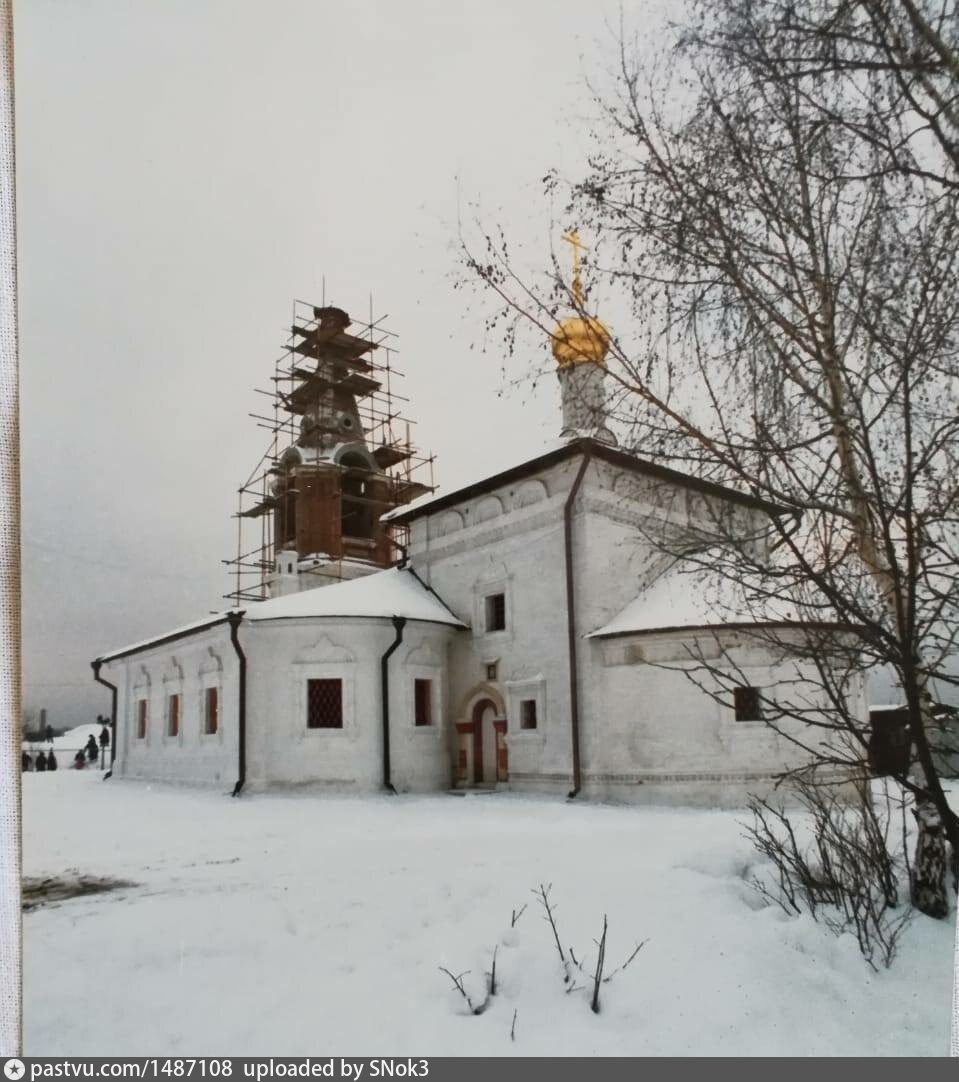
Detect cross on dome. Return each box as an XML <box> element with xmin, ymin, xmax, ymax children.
<box><xmin>552</xmin><ymin>228</ymin><xmax>611</xmax><ymax>367</ymax></box>
<box><xmin>561</xmin><ymin>229</ymin><xmax>587</xmax><ymax>307</ymax></box>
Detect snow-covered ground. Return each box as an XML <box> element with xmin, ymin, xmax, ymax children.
<box><xmin>23</xmin><ymin>722</ymin><xmax>105</xmax><ymax>756</ymax></box>
<box><xmin>22</xmin><ymin>772</ymin><xmax>956</xmax><ymax>1056</ymax></box>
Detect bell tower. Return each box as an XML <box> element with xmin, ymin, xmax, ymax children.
<box><xmin>229</xmin><ymin>302</ymin><xmax>434</xmax><ymax>602</ymax></box>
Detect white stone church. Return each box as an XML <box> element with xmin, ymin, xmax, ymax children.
<box><xmin>92</xmin><ymin>289</ymin><xmax>857</xmax><ymax>806</ymax></box>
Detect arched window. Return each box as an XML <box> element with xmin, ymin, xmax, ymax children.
<box><xmin>340</xmin><ymin>453</ymin><xmax>374</xmax><ymax>539</ymax></box>
<box><xmin>133</xmin><ymin>666</ymin><xmax>151</xmax><ymax>742</ymax></box>
<box><xmin>275</xmin><ymin>474</ymin><xmax>297</xmax><ymax>549</ymax></box>
<box><xmin>199</xmin><ymin>649</ymin><xmax>223</xmax><ymax>739</ymax></box>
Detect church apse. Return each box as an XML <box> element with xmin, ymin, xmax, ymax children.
<box><xmin>227</xmin><ymin>301</ymin><xmax>436</xmax><ymax>602</ymax></box>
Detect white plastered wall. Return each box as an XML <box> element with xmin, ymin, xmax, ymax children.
<box><xmin>408</xmin><ymin>450</ymin><xmax>858</xmax><ymax>806</ymax></box>
<box><xmin>104</xmin><ymin>616</ymin><xmax>457</xmax><ymax>793</ymax></box>
<box><xmin>104</xmin><ymin>623</ymin><xmax>239</xmax><ymax>788</ymax></box>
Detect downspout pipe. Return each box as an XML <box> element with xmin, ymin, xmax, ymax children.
<box><xmin>227</xmin><ymin>612</ymin><xmax>246</xmax><ymax>797</ymax></box>
<box><xmin>564</xmin><ymin>445</ymin><xmax>593</xmax><ymax>799</ymax></box>
<box><xmin>91</xmin><ymin>660</ymin><xmax>117</xmax><ymax>779</ymax></box>
<box><xmin>381</xmin><ymin>615</ymin><xmax>407</xmax><ymax>793</ymax></box>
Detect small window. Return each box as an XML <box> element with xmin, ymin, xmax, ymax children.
<box><xmin>520</xmin><ymin>699</ymin><xmax>538</xmax><ymax>730</ymax></box>
<box><xmin>414</xmin><ymin>679</ymin><xmax>433</xmax><ymax>727</ymax></box>
<box><xmin>734</xmin><ymin>686</ymin><xmax>762</xmax><ymax>722</ymax></box>
<box><xmin>167</xmin><ymin>693</ymin><xmax>181</xmax><ymax>738</ymax></box>
<box><xmin>486</xmin><ymin>662</ymin><xmax>498</xmax><ymax>682</ymax></box>
<box><xmin>204</xmin><ymin>687</ymin><xmax>219</xmax><ymax>735</ymax></box>
<box><xmin>485</xmin><ymin>593</ymin><xmax>506</xmax><ymax>632</ymax></box>
<box><xmin>307</xmin><ymin>678</ymin><xmax>343</xmax><ymax>729</ymax></box>
<box><xmin>136</xmin><ymin>699</ymin><xmax>148</xmax><ymax>740</ymax></box>
<box><xmin>341</xmin><ymin>454</ymin><xmax>375</xmax><ymax>539</ymax></box>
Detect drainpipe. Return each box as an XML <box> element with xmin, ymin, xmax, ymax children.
<box><xmin>564</xmin><ymin>445</ymin><xmax>593</xmax><ymax>798</ymax></box>
<box><xmin>381</xmin><ymin>615</ymin><xmax>407</xmax><ymax>793</ymax></box>
<box><xmin>227</xmin><ymin>612</ymin><xmax>246</xmax><ymax>797</ymax></box>
<box><xmin>91</xmin><ymin>660</ymin><xmax>117</xmax><ymax>779</ymax></box>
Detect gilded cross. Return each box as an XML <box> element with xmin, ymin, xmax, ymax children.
<box><xmin>561</xmin><ymin>229</ymin><xmax>588</xmax><ymax>307</ymax></box>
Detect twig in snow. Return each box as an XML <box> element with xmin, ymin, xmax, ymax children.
<box><xmin>510</xmin><ymin>1009</ymin><xmax>517</xmax><ymax>1042</ymax></box>
<box><xmin>487</xmin><ymin>945</ymin><xmax>498</xmax><ymax>996</ymax></box>
<box><xmin>534</xmin><ymin>883</ymin><xmax>570</xmax><ymax>982</ymax></box>
<box><xmin>438</xmin><ymin>967</ymin><xmax>479</xmax><ymax>1014</ymax></box>
<box><xmin>603</xmin><ymin>938</ymin><xmax>648</xmax><ymax>983</ymax></box>
<box><xmin>511</xmin><ymin>903</ymin><xmax>528</xmax><ymax>927</ymax></box>
<box><xmin>590</xmin><ymin>915</ymin><xmax>608</xmax><ymax>1014</ymax></box>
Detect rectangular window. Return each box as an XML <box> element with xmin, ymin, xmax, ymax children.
<box><xmin>307</xmin><ymin>678</ymin><xmax>343</xmax><ymax>729</ymax></box>
<box><xmin>520</xmin><ymin>699</ymin><xmax>538</xmax><ymax>730</ymax></box>
<box><xmin>485</xmin><ymin>593</ymin><xmax>506</xmax><ymax>632</ymax></box>
<box><xmin>204</xmin><ymin>687</ymin><xmax>219</xmax><ymax>735</ymax></box>
<box><xmin>136</xmin><ymin>699</ymin><xmax>148</xmax><ymax>740</ymax></box>
<box><xmin>414</xmin><ymin>679</ymin><xmax>433</xmax><ymax>727</ymax></box>
<box><xmin>734</xmin><ymin>686</ymin><xmax>762</xmax><ymax>722</ymax></box>
<box><xmin>167</xmin><ymin>693</ymin><xmax>180</xmax><ymax>738</ymax></box>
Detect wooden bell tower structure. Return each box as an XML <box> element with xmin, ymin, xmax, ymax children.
<box><xmin>227</xmin><ymin>300</ymin><xmax>435</xmax><ymax>602</ymax></box>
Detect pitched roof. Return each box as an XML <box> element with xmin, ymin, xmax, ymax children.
<box><xmin>383</xmin><ymin>437</ymin><xmax>787</xmax><ymax>525</ymax></box>
<box><xmin>95</xmin><ymin>569</ymin><xmax>465</xmax><ymax>663</ymax></box>
<box><xmin>244</xmin><ymin>567</ymin><xmax>466</xmax><ymax>627</ymax></box>
<box><xmin>95</xmin><ymin>612</ymin><xmax>238</xmax><ymax>663</ymax></box>
<box><xmin>588</xmin><ymin>566</ymin><xmax>837</xmax><ymax>639</ymax></box>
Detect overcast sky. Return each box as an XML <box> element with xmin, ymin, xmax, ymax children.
<box><xmin>17</xmin><ymin>0</ymin><xmax>669</xmax><ymax>726</ymax></box>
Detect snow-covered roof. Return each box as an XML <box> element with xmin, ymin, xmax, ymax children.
<box><xmin>95</xmin><ymin>612</ymin><xmax>237</xmax><ymax>663</ymax></box>
<box><xmin>96</xmin><ymin>568</ymin><xmax>465</xmax><ymax>663</ymax></box>
<box><xmin>868</xmin><ymin>701</ymin><xmax>958</xmax><ymax>716</ymax></box>
<box><xmin>244</xmin><ymin>567</ymin><xmax>466</xmax><ymax>627</ymax></box>
<box><xmin>588</xmin><ymin>566</ymin><xmax>812</xmax><ymax>639</ymax></box>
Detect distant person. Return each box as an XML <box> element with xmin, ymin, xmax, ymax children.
<box><xmin>21</xmin><ymin>751</ymin><xmax>31</xmax><ymax>772</ymax></box>
<box><xmin>44</xmin><ymin>724</ymin><xmax>54</xmax><ymax>743</ymax></box>
<box><xmin>85</xmin><ymin>735</ymin><xmax>99</xmax><ymax>762</ymax></box>
<box><xmin>46</xmin><ymin>750</ymin><xmax>57</xmax><ymax>772</ymax></box>
<box><xmin>99</xmin><ymin>723</ymin><xmax>110</xmax><ymax>750</ymax></box>
<box><xmin>73</xmin><ymin>750</ymin><xmax>86</xmax><ymax>770</ymax></box>
<box><xmin>35</xmin><ymin>750</ymin><xmax>47</xmax><ymax>772</ymax></box>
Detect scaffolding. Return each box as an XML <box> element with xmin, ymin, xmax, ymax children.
<box><xmin>224</xmin><ymin>298</ymin><xmax>436</xmax><ymax>604</ymax></box>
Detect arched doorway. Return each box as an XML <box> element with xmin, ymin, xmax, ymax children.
<box><xmin>466</xmin><ymin>697</ymin><xmax>508</xmax><ymax>786</ymax></box>
<box><xmin>454</xmin><ymin>685</ymin><xmax>508</xmax><ymax>788</ymax></box>
<box><xmin>472</xmin><ymin>699</ymin><xmax>497</xmax><ymax>784</ymax></box>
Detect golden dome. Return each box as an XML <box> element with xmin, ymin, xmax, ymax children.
<box><xmin>551</xmin><ymin>315</ymin><xmax>610</xmax><ymax>367</ymax></box>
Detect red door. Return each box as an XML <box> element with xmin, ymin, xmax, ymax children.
<box><xmin>473</xmin><ymin>714</ymin><xmax>484</xmax><ymax>783</ymax></box>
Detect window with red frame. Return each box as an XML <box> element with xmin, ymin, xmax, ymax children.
<box><xmin>167</xmin><ymin>693</ymin><xmax>180</xmax><ymax>738</ymax></box>
<box><xmin>204</xmin><ymin>687</ymin><xmax>219</xmax><ymax>735</ymax></box>
<box><xmin>307</xmin><ymin>678</ymin><xmax>343</xmax><ymax>729</ymax></box>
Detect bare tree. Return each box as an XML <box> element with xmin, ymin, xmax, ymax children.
<box><xmin>745</xmin><ymin>772</ymin><xmax>914</xmax><ymax>969</ymax></box>
<box><xmin>463</xmin><ymin>0</ymin><xmax>959</xmax><ymax>919</ymax></box>
<box><xmin>681</xmin><ymin>0</ymin><xmax>959</xmax><ymax>190</ymax></box>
